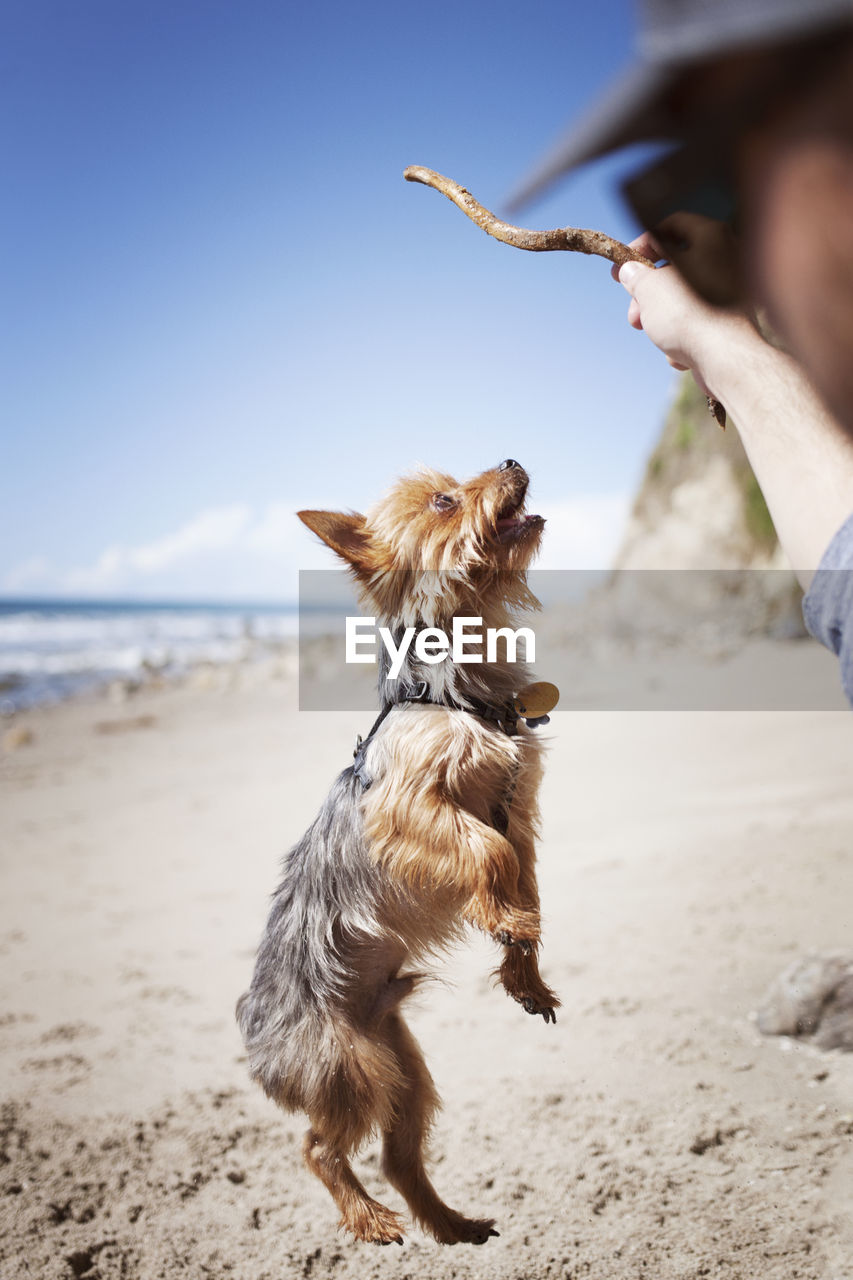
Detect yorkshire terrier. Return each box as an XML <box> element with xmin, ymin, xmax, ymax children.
<box><xmin>236</xmin><ymin>459</ymin><xmax>559</xmax><ymax>1246</ymax></box>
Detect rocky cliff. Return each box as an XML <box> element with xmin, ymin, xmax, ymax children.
<box><xmin>616</xmin><ymin>376</ymin><xmax>782</xmax><ymax>571</ymax></box>
<box><xmin>609</xmin><ymin>374</ymin><xmax>804</xmax><ymax>637</ymax></box>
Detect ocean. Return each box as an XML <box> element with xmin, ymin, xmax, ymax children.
<box><xmin>0</xmin><ymin>598</ymin><xmax>299</xmax><ymax>712</ymax></box>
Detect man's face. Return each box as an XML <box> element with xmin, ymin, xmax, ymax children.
<box><xmin>626</xmin><ymin>37</ymin><xmax>853</xmax><ymax>430</ymax></box>
<box><xmin>738</xmin><ymin>62</ymin><xmax>853</xmax><ymax>428</ymax></box>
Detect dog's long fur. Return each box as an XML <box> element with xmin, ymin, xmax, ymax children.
<box><xmin>236</xmin><ymin>460</ymin><xmax>559</xmax><ymax>1245</ymax></box>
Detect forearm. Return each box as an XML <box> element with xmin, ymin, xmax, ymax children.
<box><xmin>617</xmin><ymin>253</ymin><xmax>853</xmax><ymax>587</ymax></box>
<box><xmin>700</xmin><ymin>317</ymin><xmax>853</xmax><ymax>588</ymax></box>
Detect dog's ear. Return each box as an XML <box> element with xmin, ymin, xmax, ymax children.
<box><xmin>298</xmin><ymin>510</ymin><xmax>374</xmax><ymax>573</ymax></box>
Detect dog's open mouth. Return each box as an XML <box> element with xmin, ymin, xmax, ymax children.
<box><xmin>495</xmin><ymin>499</ymin><xmax>544</xmax><ymax>541</ymax></box>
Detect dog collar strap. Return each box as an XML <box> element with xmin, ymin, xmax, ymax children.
<box><xmin>460</xmin><ymin>694</ymin><xmax>519</xmax><ymax>735</ymax></box>
<box><xmin>406</xmin><ymin>683</ymin><xmax>519</xmax><ymax>736</ymax></box>
<box><xmin>352</xmin><ymin>683</ymin><xmax>433</xmax><ymax>789</ymax></box>
<box><xmin>352</xmin><ymin>683</ymin><xmax>520</xmax><ymax>790</ymax></box>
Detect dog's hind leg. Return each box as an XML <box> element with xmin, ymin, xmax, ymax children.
<box><xmin>302</xmin><ymin>1126</ymin><xmax>406</xmax><ymax>1245</ymax></box>
<box><xmin>300</xmin><ymin>1030</ymin><xmax>407</xmax><ymax>1245</ymax></box>
<box><xmin>379</xmin><ymin>1012</ymin><xmax>498</xmax><ymax>1245</ymax></box>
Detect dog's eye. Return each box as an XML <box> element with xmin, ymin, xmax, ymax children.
<box><xmin>431</xmin><ymin>493</ymin><xmax>457</xmax><ymax>512</ymax></box>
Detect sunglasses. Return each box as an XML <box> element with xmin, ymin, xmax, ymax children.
<box><xmin>622</xmin><ymin>143</ymin><xmax>743</xmax><ymax>307</ymax></box>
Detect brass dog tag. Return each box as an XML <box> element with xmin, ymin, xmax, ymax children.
<box><xmin>514</xmin><ymin>681</ymin><xmax>560</xmax><ymax>719</ymax></box>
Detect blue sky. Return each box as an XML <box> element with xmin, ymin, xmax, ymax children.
<box><xmin>1</xmin><ymin>0</ymin><xmax>682</xmax><ymax>601</ymax></box>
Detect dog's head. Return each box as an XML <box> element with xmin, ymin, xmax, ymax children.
<box><xmin>299</xmin><ymin>460</ymin><xmax>543</xmax><ymax>623</ymax></box>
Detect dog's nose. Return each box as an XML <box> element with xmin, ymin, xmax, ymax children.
<box><xmin>498</xmin><ymin>459</ymin><xmax>520</xmax><ymax>471</ymax></box>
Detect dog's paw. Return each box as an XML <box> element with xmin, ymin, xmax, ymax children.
<box><xmin>461</xmin><ymin>1219</ymin><xmax>500</xmax><ymax>1246</ymax></box>
<box><xmin>346</xmin><ymin>1203</ymin><xmax>406</xmax><ymax>1246</ymax></box>
<box><xmin>494</xmin><ymin>930</ymin><xmax>534</xmax><ymax>955</ymax></box>
<box><xmin>521</xmin><ymin>995</ymin><xmax>557</xmax><ymax>1024</ymax></box>
<box><xmin>428</xmin><ymin>1213</ymin><xmax>500</xmax><ymax>1246</ymax></box>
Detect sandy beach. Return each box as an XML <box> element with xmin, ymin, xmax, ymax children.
<box><xmin>2</xmin><ymin>645</ymin><xmax>853</xmax><ymax>1279</ymax></box>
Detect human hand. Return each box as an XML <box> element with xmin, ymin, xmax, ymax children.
<box><xmin>613</xmin><ymin>226</ymin><xmax>752</xmax><ymax>397</ymax></box>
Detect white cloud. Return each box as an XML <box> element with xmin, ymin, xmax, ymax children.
<box><xmin>130</xmin><ymin>504</ymin><xmax>253</xmax><ymax>573</ymax></box>
<box><xmin>63</xmin><ymin>546</ymin><xmax>125</xmax><ymax>593</ymax></box>
<box><xmin>62</xmin><ymin>504</ymin><xmax>264</xmax><ymax>592</ymax></box>
<box><xmin>2</xmin><ymin>555</ymin><xmax>53</xmax><ymax>593</ymax></box>
<box><xmin>59</xmin><ymin>502</ymin><xmax>329</xmax><ymax>598</ymax></box>
<box><xmin>3</xmin><ymin>492</ymin><xmax>632</xmax><ymax>601</ymax></box>
<box><xmin>534</xmin><ymin>493</ymin><xmax>631</xmax><ymax>570</ymax></box>
<box><xmin>243</xmin><ymin>502</ymin><xmax>297</xmax><ymax>555</ymax></box>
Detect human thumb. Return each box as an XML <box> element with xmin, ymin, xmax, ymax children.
<box><xmin>617</xmin><ymin>260</ymin><xmax>646</xmax><ymax>293</ymax></box>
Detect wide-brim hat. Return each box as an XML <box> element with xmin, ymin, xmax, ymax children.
<box><xmin>509</xmin><ymin>0</ymin><xmax>853</xmax><ymax>210</ymax></box>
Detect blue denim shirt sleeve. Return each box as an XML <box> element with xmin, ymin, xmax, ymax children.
<box><xmin>802</xmin><ymin>511</ymin><xmax>853</xmax><ymax>707</ymax></box>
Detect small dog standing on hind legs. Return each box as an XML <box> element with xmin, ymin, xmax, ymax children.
<box><xmin>236</xmin><ymin>458</ymin><xmax>560</xmax><ymax>1246</ymax></box>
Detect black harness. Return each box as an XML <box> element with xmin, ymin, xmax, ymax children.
<box><xmin>351</xmin><ymin>680</ymin><xmax>522</xmax><ymax>833</ymax></box>
<box><xmin>352</xmin><ymin>680</ymin><xmax>520</xmax><ymax>787</ymax></box>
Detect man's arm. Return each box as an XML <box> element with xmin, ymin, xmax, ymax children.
<box><xmin>616</xmin><ymin>243</ymin><xmax>853</xmax><ymax>589</ymax></box>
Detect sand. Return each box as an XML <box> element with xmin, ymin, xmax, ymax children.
<box><xmin>2</xmin><ymin>648</ymin><xmax>853</xmax><ymax>1280</ymax></box>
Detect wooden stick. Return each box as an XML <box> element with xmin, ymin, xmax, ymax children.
<box><xmin>404</xmin><ymin>165</ymin><xmax>726</xmax><ymax>428</ymax></box>
<box><xmin>404</xmin><ymin>165</ymin><xmax>649</xmax><ymax>267</ymax></box>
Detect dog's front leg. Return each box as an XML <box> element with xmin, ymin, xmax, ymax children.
<box><xmin>363</xmin><ymin>783</ymin><xmax>540</xmax><ymax>948</ymax></box>
<box><xmin>497</xmin><ymin>941</ymin><xmax>560</xmax><ymax>1024</ymax></box>
<box><xmin>455</xmin><ymin>814</ymin><xmax>542</xmax><ymax>949</ymax></box>
<box><xmin>494</xmin><ymin>830</ymin><xmax>560</xmax><ymax>1024</ymax></box>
